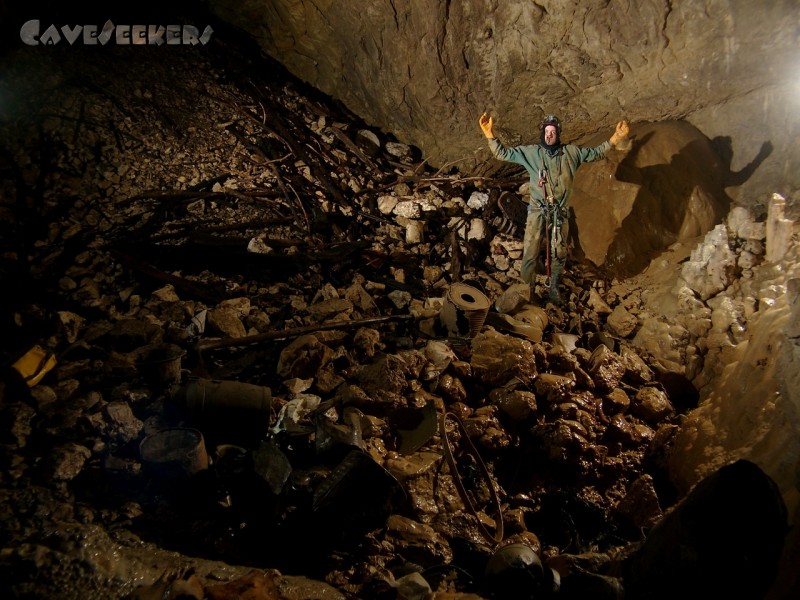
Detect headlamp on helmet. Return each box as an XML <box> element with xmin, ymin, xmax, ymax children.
<box><xmin>541</xmin><ymin>114</ymin><xmax>561</xmax><ymax>134</ymax></box>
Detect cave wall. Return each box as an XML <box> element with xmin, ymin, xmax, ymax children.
<box><xmin>207</xmin><ymin>0</ymin><xmax>799</xmax><ymax>211</ymax></box>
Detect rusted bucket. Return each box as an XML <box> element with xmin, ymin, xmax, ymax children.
<box><xmin>136</xmin><ymin>343</ymin><xmax>186</xmax><ymax>387</ymax></box>
<box><xmin>139</xmin><ymin>427</ymin><xmax>209</xmax><ymax>479</ymax></box>
<box><xmin>514</xmin><ymin>305</ymin><xmax>548</xmax><ymax>333</ymax></box>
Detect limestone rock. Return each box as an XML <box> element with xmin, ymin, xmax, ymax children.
<box><xmin>470</xmin><ymin>328</ymin><xmax>537</xmax><ymax>387</ymax></box>
<box><xmin>679</xmin><ymin>224</ymin><xmax>736</xmax><ymax>301</ymax></box>
<box><xmin>615</xmin><ymin>474</ymin><xmax>663</xmax><ymax>530</ymax></box>
<box><xmin>588</xmin><ymin>345</ymin><xmax>626</xmax><ymax>393</ymax></box>
<box><xmin>206</xmin><ymin>307</ymin><xmax>247</xmax><ymax>338</ymax></box>
<box><xmin>488</xmin><ymin>388</ymin><xmax>537</xmax><ymax>421</ymax></box>
<box><xmin>632</xmin><ymin>387</ymin><xmax>675</xmax><ymax>424</ymax></box>
<box><xmin>603</xmin><ymin>388</ymin><xmax>630</xmax><ymax>415</ymax></box>
<box><xmin>277</xmin><ymin>335</ymin><xmax>334</xmax><ymax>379</ymax></box>
<box><xmin>48</xmin><ymin>443</ymin><xmax>92</xmax><ymax>482</ymax></box>
<box><xmin>607</xmin><ymin>305</ymin><xmax>637</xmax><ymax>338</ymax></box>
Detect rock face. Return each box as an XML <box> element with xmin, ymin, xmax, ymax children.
<box><xmin>571</xmin><ymin>120</ymin><xmax>729</xmax><ymax>276</ymax></box>
<box><xmin>208</xmin><ymin>0</ymin><xmax>798</xmax><ymax>210</ymax></box>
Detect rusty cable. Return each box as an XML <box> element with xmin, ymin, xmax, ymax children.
<box><xmin>438</xmin><ymin>410</ymin><xmax>504</xmax><ymax>546</ymax></box>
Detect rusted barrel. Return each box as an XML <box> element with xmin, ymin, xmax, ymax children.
<box><xmin>171</xmin><ymin>378</ymin><xmax>273</xmax><ymax>443</ymax></box>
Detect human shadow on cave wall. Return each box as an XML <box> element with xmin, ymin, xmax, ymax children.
<box><xmin>711</xmin><ymin>135</ymin><xmax>773</xmax><ymax>188</ymax></box>
<box><xmin>586</xmin><ymin>124</ymin><xmax>772</xmax><ymax>278</ymax></box>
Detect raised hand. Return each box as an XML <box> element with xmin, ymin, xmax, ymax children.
<box><xmin>479</xmin><ymin>112</ymin><xmax>495</xmax><ymax>138</ymax></box>
<box><xmin>610</xmin><ymin>120</ymin><xmax>630</xmax><ymax>146</ymax></box>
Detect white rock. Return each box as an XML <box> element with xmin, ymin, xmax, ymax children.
<box><xmin>467</xmin><ymin>191</ymin><xmax>489</xmax><ymax>210</ymax></box>
<box><xmin>766</xmin><ymin>193</ymin><xmax>793</xmax><ymax>262</ymax></box>
<box><xmin>738</xmin><ymin>250</ymin><xmax>758</xmax><ymax>270</ymax></box>
<box><xmin>416</xmin><ymin>198</ymin><xmax>440</xmax><ymax>212</ymax></box>
<box><xmin>377</xmin><ymin>195</ymin><xmax>399</xmax><ymax>214</ymax></box>
<box><xmin>726</xmin><ymin>206</ymin><xmax>754</xmax><ymax>238</ymax></box>
<box><xmin>356</xmin><ymin>129</ymin><xmax>381</xmax><ymax>156</ymax></box>
<box><xmin>467</xmin><ymin>218</ymin><xmax>488</xmax><ymax>241</ymax></box>
<box><xmin>406</xmin><ymin>220</ymin><xmax>425</xmax><ymax>244</ymax></box>
<box><xmin>632</xmin><ymin>318</ymin><xmax>688</xmax><ymax>374</ymax></box>
<box><xmin>680</xmin><ymin>224</ymin><xmax>736</xmax><ymax>300</ymax></box>
<box><xmin>493</xmin><ymin>254</ymin><xmax>510</xmax><ymax>271</ymax></box>
<box><xmin>394</xmin><ymin>200</ymin><xmax>422</xmax><ymax>219</ymax></box>
<box><xmin>385</xmin><ymin>141</ymin><xmax>411</xmax><ymax>158</ymax></box>
<box><xmin>247</xmin><ymin>237</ymin><xmax>273</xmax><ymax>254</ymax></box>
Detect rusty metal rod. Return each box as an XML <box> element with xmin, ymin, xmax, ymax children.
<box><xmin>197</xmin><ymin>313</ymin><xmax>414</xmax><ymax>351</ymax></box>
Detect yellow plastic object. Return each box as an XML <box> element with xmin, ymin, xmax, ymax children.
<box><xmin>12</xmin><ymin>345</ymin><xmax>57</xmax><ymax>387</ymax></box>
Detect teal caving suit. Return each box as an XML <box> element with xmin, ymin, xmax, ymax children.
<box><xmin>488</xmin><ymin>136</ymin><xmax>612</xmax><ymax>293</ymax></box>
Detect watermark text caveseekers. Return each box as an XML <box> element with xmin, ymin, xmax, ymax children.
<box><xmin>21</xmin><ymin>20</ymin><xmax>214</xmax><ymax>46</ymax></box>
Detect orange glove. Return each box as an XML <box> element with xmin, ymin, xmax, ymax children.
<box><xmin>479</xmin><ymin>112</ymin><xmax>495</xmax><ymax>138</ymax></box>
<box><xmin>610</xmin><ymin>120</ymin><xmax>630</xmax><ymax>146</ymax></box>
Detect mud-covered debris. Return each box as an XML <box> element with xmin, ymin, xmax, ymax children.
<box><xmin>471</xmin><ymin>328</ymin><xmax>537</xmax><ymax>387</ymax></box>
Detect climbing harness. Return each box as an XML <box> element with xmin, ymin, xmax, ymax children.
<box><xmin>536</xmin><ymin>167</ymin><xmax>563</xmax><ymax>287</ymax></box>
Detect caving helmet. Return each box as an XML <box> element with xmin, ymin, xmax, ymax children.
<box><xmin>540</xmin><ymin>114</ymin><xmax>561</xmax><ymax>146</ymax></box>
<box><xmin>541</xmin><ymin>114</ymin><xmax>561</xmax><ymax>134</ymax></box>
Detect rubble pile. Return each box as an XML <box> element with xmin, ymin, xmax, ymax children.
<box><xmin>0</xmin><ymin>28</ymin><xmax>789</xmax><ymax>600</ymax></box>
